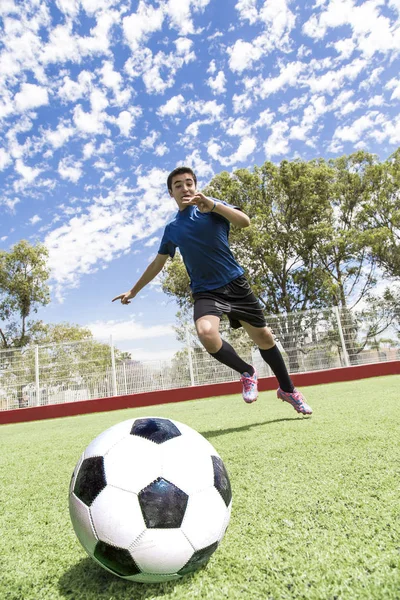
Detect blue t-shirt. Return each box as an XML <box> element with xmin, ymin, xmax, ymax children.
<box><xmin>158</xmin><ymin>199</ymin><xmax>244</xmax><ymax>293</ymax></box>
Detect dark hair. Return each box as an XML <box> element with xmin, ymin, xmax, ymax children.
<box><xmin>167</xmin><ymin>167</ymin><xmax>197</xmax><ymax>192</ymax></box>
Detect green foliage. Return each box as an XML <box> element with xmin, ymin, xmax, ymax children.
<box><xmin>1</xmin><ymin>377</ymin><xmax>399</xmax><ymax>599</ymax></box>
<box><xmin>359</xmin><ymin>148</ymin><xmax>400</xmax><ymax>277</ymax></box>
<box><xmin>0</xmin><ymin>240</ymin><xmax>50</xmax><ymax>348</ymax></box>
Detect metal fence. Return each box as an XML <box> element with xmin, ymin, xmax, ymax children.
<box><xmin>0</xmin><ymin>305</ymin><xmax>398</xmax><ymax>411</ymax></box>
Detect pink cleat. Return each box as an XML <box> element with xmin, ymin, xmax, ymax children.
<box><xmin>277</xmin><ymin>387</ymin><xmax>312</xmax><ymax>415</ymax></box>
<box><xmin>240</xmin><ymin>370</ymin><xmax>258</xmax><ymax>403</ymax></box>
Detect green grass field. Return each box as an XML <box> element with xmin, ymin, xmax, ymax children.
<box><xmin>0</xmin><ymin>376</ymin><xmax>399</xmax><ymax>600</ymax></box>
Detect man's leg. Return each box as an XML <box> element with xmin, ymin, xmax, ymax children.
<box><xmin>239</xmin><ymin>321</ymin><xmax>312</xmax><ymax>415</ymax></box>
<box><xmin>195</xmin><ymin>315</ymin><xmax>257</xmax><ymax>402</ymax></box>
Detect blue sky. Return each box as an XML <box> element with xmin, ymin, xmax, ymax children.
<box><xmin>1</xmin><ymin>0</ymin><xmax>400</xmax><ymax>361</ymax></box>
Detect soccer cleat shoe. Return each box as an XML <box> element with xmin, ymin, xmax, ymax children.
<box><xmin>240</xmin><ymin>370</ymin><xmax>258</xmax><ymax>403</ymax></box>
<box><xmin>277</xmin><ymin>387</ymin><xmax>313</xmax><ymax>415</ymax></box>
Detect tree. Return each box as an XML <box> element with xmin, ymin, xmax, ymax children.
<box><xmin>0</xmin><ymin>240</ymin><xmax>50</xmax><ymax>348</ymax></box>
<box><xmin>360</xmin><ymin>148</ymin><xmax>400</xmax><ymax>278</ymax></box>
<box><xmin>306</xmin><ymin>152</ymin><xmax>381</xmax><ymax>363</ymax></box>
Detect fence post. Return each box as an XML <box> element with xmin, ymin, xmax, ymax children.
<box><xmin>186</xmin><ymin>326</ymin><xmax>195</xmax><ymax>386</ymax></box>
<box><xmin>110</xmin><ymin>335</ymin><xmax>118</xmax><ymax>396</ymax></box>
<box><xmin>35</xmin><ymin>345</ymin><xmax>40</xmax><ymax>406</ymax></box>
<box><xmin>334</xmin><ymin>306</ymin><xmax>350</xmax><ymax>367</ymax></box>
<box><xmin>123</xmin><ymin>362</ymin><xmax>128</xmax><ymax>395</ymax></box>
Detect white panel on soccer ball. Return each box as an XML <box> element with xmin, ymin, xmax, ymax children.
<box><xmin>69</xmin><ymin>453</ymin><xmax>84</xmax><ymax>495</ymax></box>
<box><xmin>90</xmin><ymin>486</ymin><xmax>146</xmax><ymax>548</ymax></box>
<box><xmin>219</xmin><ymin>500</ymin><xmax>232</xmax><ymax>542</ymax></box>
<box><xmin>130</xmin><ymin>529</ymin><xmax>194</xmax><ymax>574</ymax></box>
<box><xmin>161</xmin><ymin>439</ymin><xmax>214</xmax><ymax>495</ymax></box>
<box><xmin>84</xmin><ymin>420</ymin><xmax>134</xmax><ymax>459</ymax></box>
<box><xmin>170</xmin><ymin>420</ymin><xmax>219</xmax><ymax>456</ymax></box>
<box><xmin>104</xmin><ymin>436</ymin><xmax>161</xmax><ymax>494</ymax></box>
<box><xmin>69</xmin><ymin>494</ymin><xmax>98</xmax><ymax>555</ymax></box>
<box><xmin>181</xmin><ymin>487</ymin><xmax>230</xmax><ymax>550</ymax></box>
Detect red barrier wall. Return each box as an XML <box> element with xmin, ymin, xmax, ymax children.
<box><xmin>1</xmin><ymin>360</ymin><xmax>399</xmax><ymax>425</ymax></box>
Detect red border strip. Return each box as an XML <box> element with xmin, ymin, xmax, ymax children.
<box><xmin>1</xmin><ymin>361</ymin><xmax>399</xmax><ymax>425</ymax></box>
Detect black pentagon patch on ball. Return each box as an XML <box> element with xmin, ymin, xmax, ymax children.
<box><xmin>139</xmin><ymin>477</ymin><xmax>188</xmax><ymax>528</ymax></box>
<box><xmin>178</xmin><ymin>542</ymin><xmax>219</xmax><ymax>576</ymax></box>
<box><xmin>94</xmin><ymin>541</ymin><xmax>141</xmax><ymax>577</ymax></box>
<box><xmin>130</xmin><ymin>417</ymin><xmax>182</xmax><ymax>444</ymax></box>
<box><xmin>212</xmin><ymin>455</ymin><xmax>232</xmax><ymax>507</ymax></box>
<box><xmin>73</xmin><ymin>456</ymin><xmax>106</xmax><ymax>506</ymax></box>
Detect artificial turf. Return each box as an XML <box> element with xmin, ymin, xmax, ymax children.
<box><xmin>0</xmin><ymin>376</ymin><xmax>399</xmax><ymax>600</ymax></box>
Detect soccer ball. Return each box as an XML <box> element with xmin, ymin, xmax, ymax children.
<box><xmin>69</xmin><ymin>416</ymin><xmax>232</xmax><ymax>583</ymax></box>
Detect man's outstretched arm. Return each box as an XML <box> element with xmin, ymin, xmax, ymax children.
<box><xmin>112</xmin><ymin>253</ymin><xmax>169</xmax><ymax>304</ymax></box>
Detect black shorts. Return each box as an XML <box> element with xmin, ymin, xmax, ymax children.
<box><xmin>192</xmin><ymin>275</ymin><xmax>267</xmax><ymax>329</ymax></box>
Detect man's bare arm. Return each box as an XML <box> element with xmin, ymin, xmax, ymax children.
<box><xmin>112</xmin><ymin>253</ymin><xmax>169</xmax><ymax>304</ymax></box>
<box><xmin>212</xmin><ymin>201</ymin><xmax>250</xmax><ymax>228</ymax></box>
<box><xmin>182</xmin><ymin>192</ymin><xmax>250</xmax><ymax>228</ymax></box>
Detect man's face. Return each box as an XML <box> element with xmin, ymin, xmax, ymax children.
<box><xmin>169</xmin><ymin>172</ymin><xmax>197</xmax><ymax>207</ymax></box>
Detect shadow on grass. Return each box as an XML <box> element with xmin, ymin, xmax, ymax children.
<box><xmin>58</xmin><ymin>557</ymin><xmax>186</xmax><ymax>600</ymax></box>
<box><xmin>201</xmin><ymin>416</ymin><xmax>309</xmax><ymax>440</ymax></box>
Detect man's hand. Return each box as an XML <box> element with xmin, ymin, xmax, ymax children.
<box><xmin>112</xmin><ymin>290</ymin><xmax>136</xmax><ymax>304</ymax></box>
<box><xmin>182</xmin><ymin>192</ymin><xmax>214</xmax><ymax>213</ymax></box>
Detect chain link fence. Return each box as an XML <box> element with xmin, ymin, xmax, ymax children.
<box><xmin>1</xmin><ymin>306</ymin><xmax>398</xmax><ymax>411</ymax></box>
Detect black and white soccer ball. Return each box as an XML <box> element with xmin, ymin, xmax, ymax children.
<box><xmin>69</xmin><ymin>416</ymin><xmax>232</xmax><ymax>583</ymax></box>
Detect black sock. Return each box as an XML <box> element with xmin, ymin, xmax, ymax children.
<box><xmin>259</xmin><ymin>345</ymin><xmax>294</xmax><ymax>392</ymax></box>
<box><xmin>210</xmin><ymin>340</ymin><xmax>254</xmax><ymax>376</ymax></box>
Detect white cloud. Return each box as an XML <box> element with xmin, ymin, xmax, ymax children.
<box><xmin>207</xmin><ymin>59</ymin><xmax>217</xmax><ymax>74</ymax></box>
<box><xmin>155</xmin><ymin>143</ymin><xmax>169</xmax><ymax>156</ymax></box>
<box><xmin>167</xmin><ymin>0</ymin><xmax>211</xmax><ymax>35</ymax></box>
<box><xmin>232</xmin><ymin>93</ymin><xmax>253</xmax><ymax>114</ymax></box>
<box><xmin>229</xmin><ymin>0</ymin><xmax>296</xmax><ymax>72</ymax></box>
<box><xmin>264</xmin><ymin>121</ymin><xmax>290</xmax><ymax>157</ymax></box>
<box><xmin>14</xmin><ymin>83</ymin><xmax>49</xmax><ymax>112</ymax></box>
<box><xmin>14</xmin><ymin>159</ymin><xmax>42</xmax><ymax>183</ymax></box>
<box><xmin>88</xmin><ymin>318</ymin><xmax>175</xmax><ymax>342</ymax></box>
<box><xmin>174</xmin><ymin>37</ymin><xmax>193</xmax><ymax>55</ymax></box>
<box><xmin>123</xmin><ymin>1</ymin><xmax>164</xmax><ymax>51</ymax></box>
<box><xmin>157</xmin><ymin>94</ymin><xmax>186</xmax><ymax>116</ymax></box>
<box><xmin>73</xmin><ymin>104</ymin><xmax>107</xmax><ymax>135</ymax></box>
<box><xmin>305</xmin><ymin>58</ymin><xmax>366</xmax><ymax>94</ymax></box>
<box><xmin>228</xmin><ymin>39</ymin><xmax>263</xmax><ymax>73</ymax></box>
<box><xmin>184</xmin><ymin>149</ymin><xmax>214</xmax><ymax>180</ymax></box>
<box><xmin>83</xmin><ymin>142</ymin><xmax>95</xmax><ymax>160</ymax></box>
<box><xmin>58</xmin><ymin>71</ymin><xmax>93</xmax><ymax>103</ymax></box>
<box><xmin>29</xmin><ymin>214</ymin><xmax>42</xmax><ymax>225</ymax></box>
<box><xmin>99</xmin><ymin>60</ymin><xmax>131</xmax><ymax>106</ymax></box>
<box><xmin>235</xmin><ymin>0</ymin><xmax>258</xmax><ymax>24</ymax></box>
<box><xmin>58</xmin><ymin>158</ymin><xmax>83</xmax><ymax>182</ymax></box>
<box><xmin>144</xmin><ymin>236</ymin><xmax>159</xmax><ymax>247</ymax></box>
<box><xmin>225</xmin><ymin>117</ymin><xmax>250</xmax><ymax>137</ymax></box>
<box><xmin>115</xmin><ymin>110</ymin><xmax>135</xmax><ymax>136</ymax></box>
<box><xmin>333</xmin><ymin>112</ymin><xmax>379</xmax><ymax>142</ymax></box>
<box><xmin>207</xmin><ymin>70</ymin><xmax>227</xmax><ymax>95</ymax></box>
<box><xmin>0</xmin><ymin>148</ymin><xmax>11</xmax><ymax>171</ymax></box>
<box><xmin>252</xmin><ymin>61</ymin><xmax>305</xmax><ymax>98</ymax></box>
<box><xmin>141</xmin><ymin>131</ymin><xmax>160</xmax><ymax>149</ymax></box>
<box><xmin>208</xmin><ymin>136</ymin><xmax>256</xmax><ymax>166</ymax></box>
<box><xmin>44</xmin><ymin>123</ymin><xmax>75</xmax><ymax>149</ymax></box>
<box><xmin>386</xmin><ymin>78</ymin><xmax>400</xmax><ymax>101</ymax></box>
<box><xmin>303</xmin><ymin>0</ymin><xmax>400</xmax><ymax>58</ymax></box>
<box><xmin>367</xmin><ymin>95</ymin><xmax>385</xmax><ymax>107</ymax></box>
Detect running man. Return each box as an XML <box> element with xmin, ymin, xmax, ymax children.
<box><xmin>112</xmin><ymin>166</ymin><xmax>312</xmax><ymax>415</ymax></box>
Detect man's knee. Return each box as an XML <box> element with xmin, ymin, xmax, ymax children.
<box><xmin>196</xmin><ymin>321</ymin><xmax>220</xmax><ymax>352</ymax></box>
